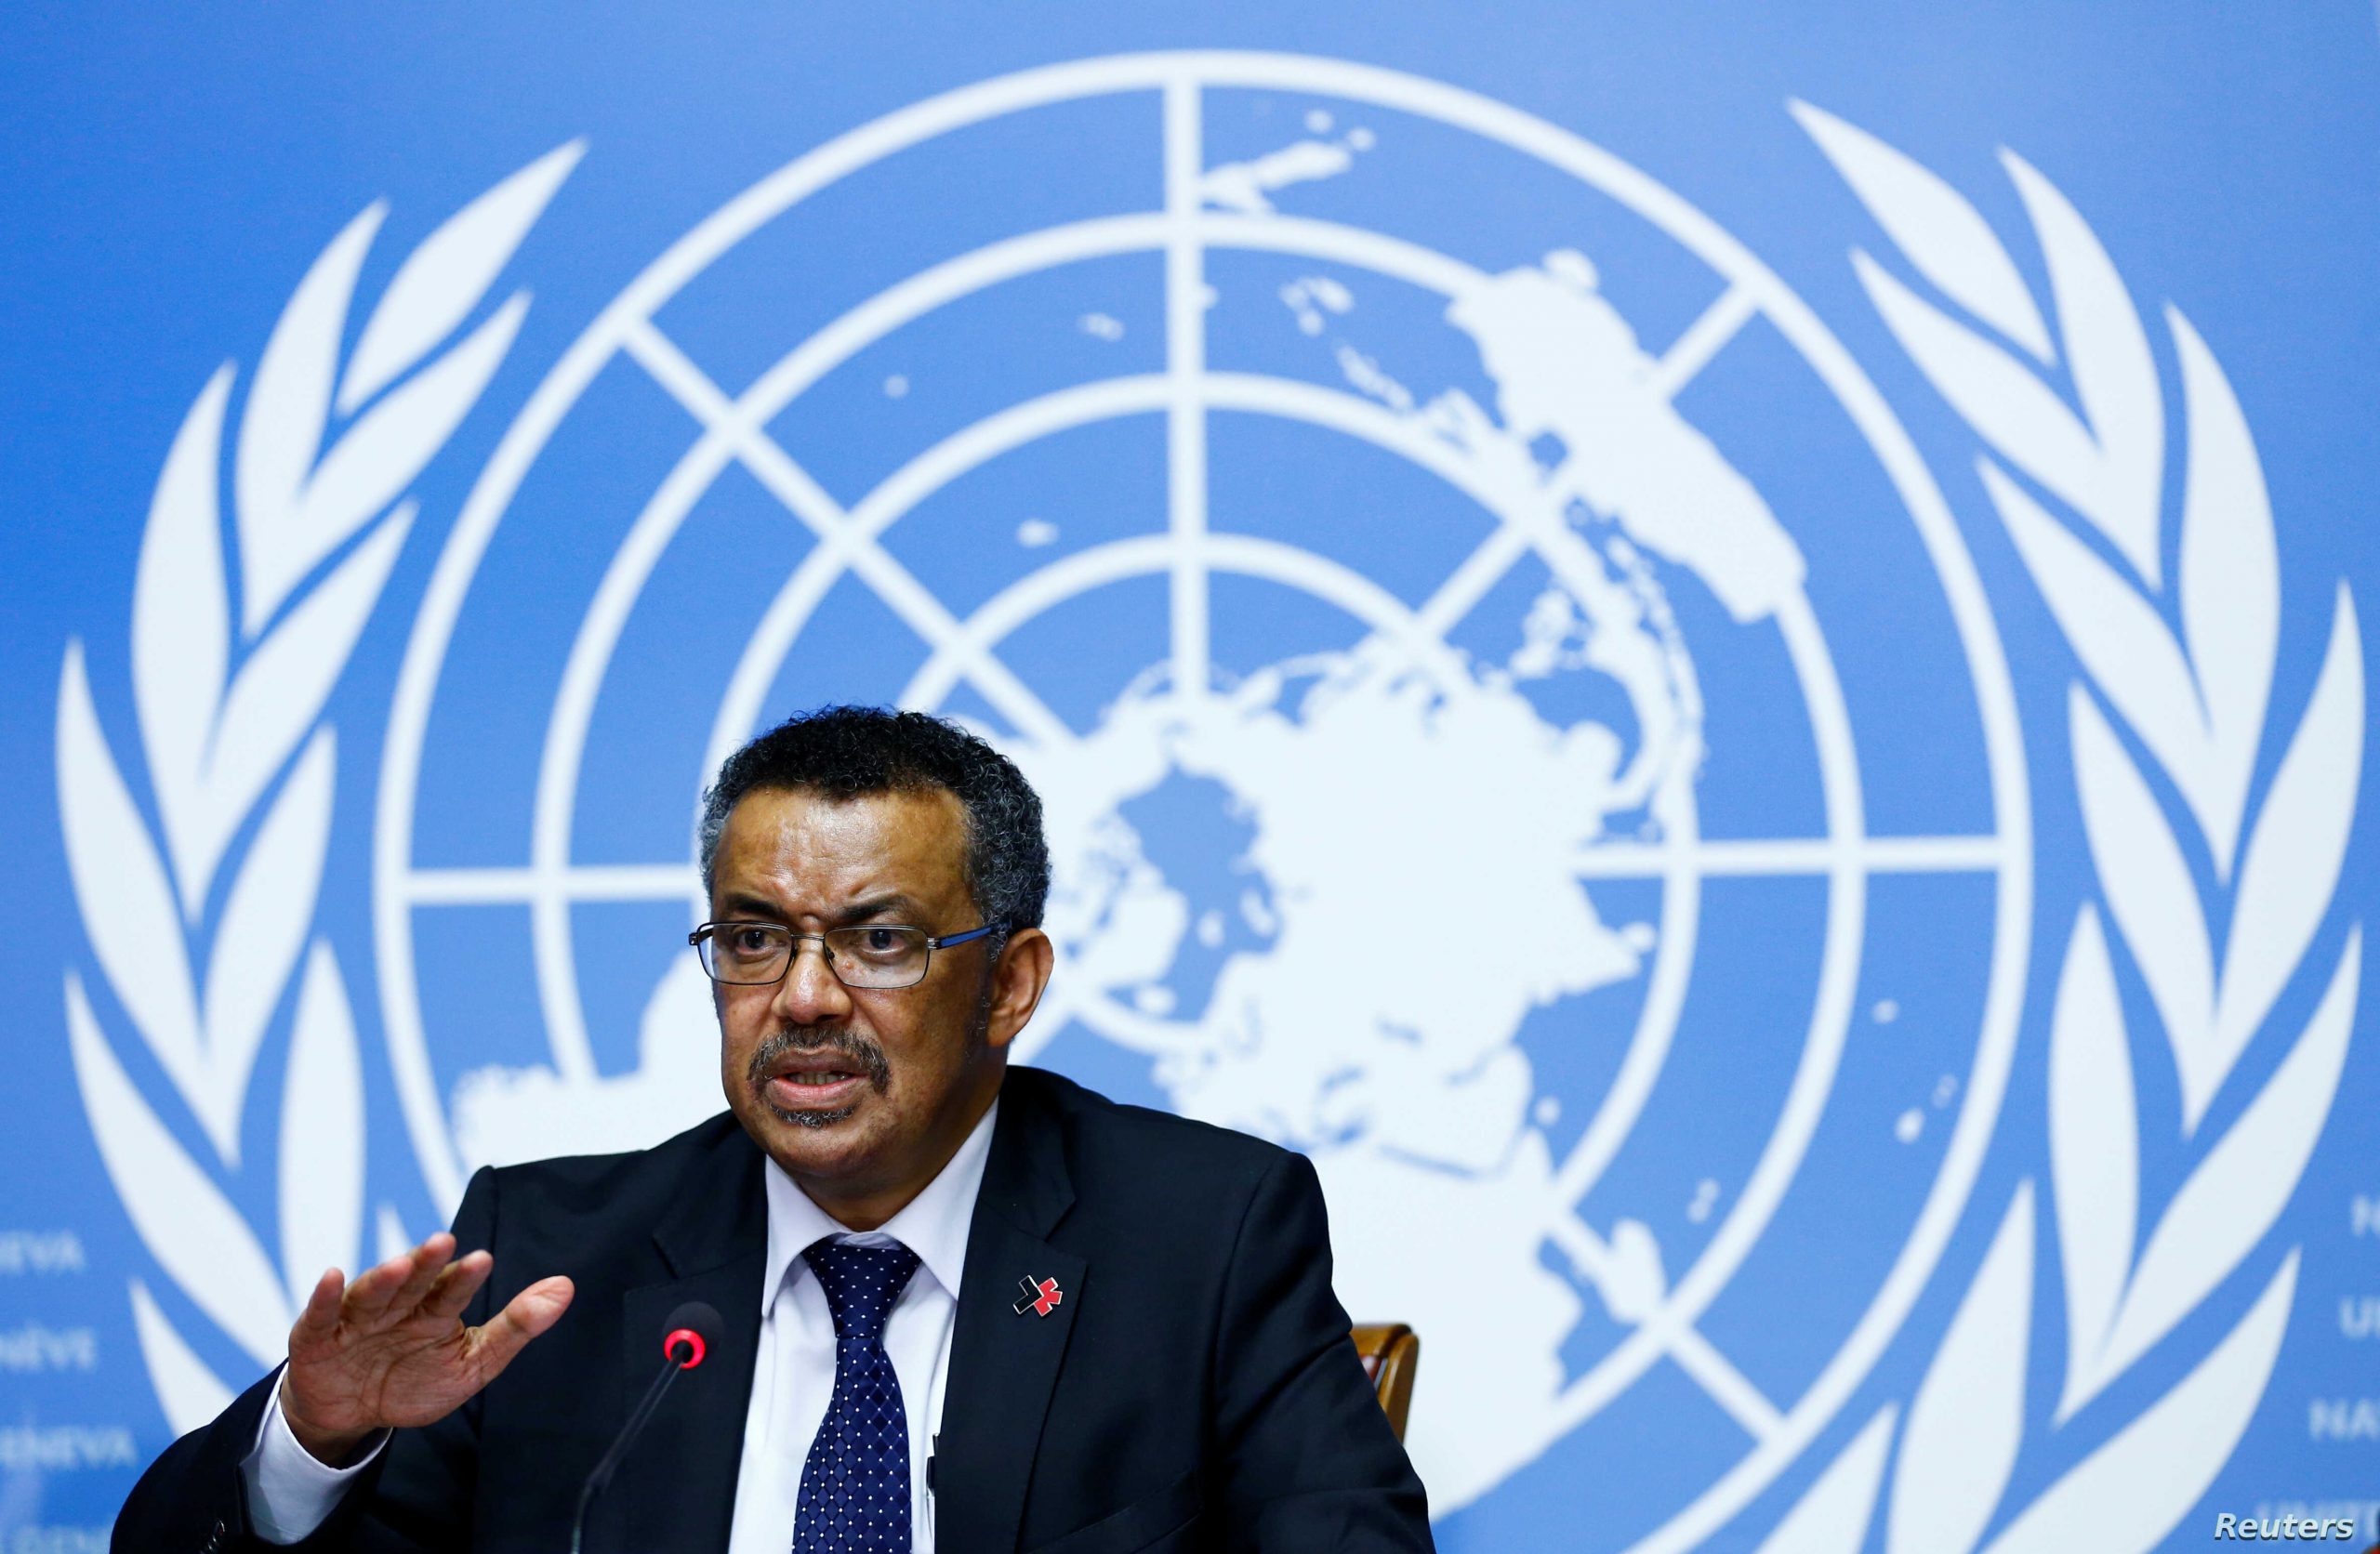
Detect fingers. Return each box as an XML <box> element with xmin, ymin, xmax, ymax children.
<box><xmin>287</xmin><ymin>1267</ymin><xmax>346</xmax><ymax>1354</ymax></box>
<box><xmin>386</xmin><ymin>1232</ymin><xmax>456</xmax><ymax>1316</ymax></box>
<box><xmin>346</xmin><ymin>1233</ymin><xmax>455</xmax><ymax>1324</ymax></box>
<box><xmin>470</xmin><ymin>1276</ymin><xmax>575</xmax><ymax>1378</ymax></box>
<box><xmin>333</xmin><ymin>1250</ymin><xmax>411</xmax><ymax>1324</ymax></box>
<box><xmin>420</xmin><ymin>1250</ymin><xmax>495</xmax><ymax>1324</ymax></box>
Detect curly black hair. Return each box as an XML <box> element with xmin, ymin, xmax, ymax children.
<box><xmin>697</xmin><ymin>705</ymin><xmax>1051</xmax><ymax>932</ymax></box>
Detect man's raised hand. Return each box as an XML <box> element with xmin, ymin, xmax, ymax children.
<box><xmin>280</xmin><ymin>1232</ymin><xmax>574</xmax><ymax>1466</ymax></box>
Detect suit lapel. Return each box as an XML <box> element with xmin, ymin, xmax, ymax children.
<box><xmin>605</xmin><ymin>1126</ymin><xmax>768</xmax><ymax>1554</ymax></box>
<box><xmin>935</xmin><ymin>1073</ymin><xmax>1083</xmax><ymax>1554</ymax></box>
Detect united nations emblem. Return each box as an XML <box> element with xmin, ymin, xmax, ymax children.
<box><xmin>60</xmin><ymin>52</ymin><xmax>2360</xmax><ymax>1553</ymax></box>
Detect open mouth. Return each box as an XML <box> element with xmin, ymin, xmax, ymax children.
<box><xmin>748</xmin><ymin>1030</ymin><xmax>890</xmax><ymax>1122</ymax></box>
<box><xmin>764</xmin><ymin>1069</ymin><xmax>866</xmax><ymax>1110</ymax></box>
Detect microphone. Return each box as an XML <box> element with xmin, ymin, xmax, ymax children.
<box><xmin>569</xmin><ymin>1301</ymin><xmax>722</xmax><ymax>1554</ymax></box>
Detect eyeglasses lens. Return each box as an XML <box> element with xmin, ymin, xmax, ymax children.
<box><xmin>696</xmin><ymin>925</ymin><xmax>932</xmax><ymax>988</ymax></box>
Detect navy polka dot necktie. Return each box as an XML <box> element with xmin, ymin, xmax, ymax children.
<box><xmin>791</xmin><ymin>1239</ymin><xmax>921</xmax><ymax>1554</ymax></box>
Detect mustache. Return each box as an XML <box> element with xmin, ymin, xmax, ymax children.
<box><xmin>745</xmin><ymin>1026</ymin><xmax>893</xmax><ymax>1097</ymax></box>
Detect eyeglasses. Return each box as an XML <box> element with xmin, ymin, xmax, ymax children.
<box><xmin>688</xmin><ymin>921</ymin><xmax>1000</xmax><ymax>990</ymax></box>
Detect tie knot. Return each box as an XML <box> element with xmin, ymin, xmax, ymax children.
<box><xmin>803</xmin><ymin>1239</ymin><xmax>919</xmax><ymax>1345</ymax></box>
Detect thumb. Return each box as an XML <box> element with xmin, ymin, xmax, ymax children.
<box><xmin>471</xmin><ymin>1275</ymin><xmax>575</xmax><ymax>1376</ymax></box>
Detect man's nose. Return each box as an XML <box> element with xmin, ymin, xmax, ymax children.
<box><xmin>771</xmin><ymin>937</ymin><xmax>853</xmax><ymax>1023</ymax></box>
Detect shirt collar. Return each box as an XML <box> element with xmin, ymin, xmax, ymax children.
<box><xmin>759</xmin><ymin>1097</ymin><xmax>999</xmax><ymax>1311</ymax></box>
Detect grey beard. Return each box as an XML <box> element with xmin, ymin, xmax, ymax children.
<box><xmin>748</xmin><ymin>1025</ymin><xmax>890</xmax><ymax>1128</ymax></box>
<box><xmin>774</xmin><ymin>1102</ymin><xmax>855</xmax><ymax>1130</ymax></box>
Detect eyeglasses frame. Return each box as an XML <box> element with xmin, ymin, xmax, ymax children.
<box><xmin>688</xmin><ymin>919</ymin><xmax>1002</xmax><ymax>990</ymax></box>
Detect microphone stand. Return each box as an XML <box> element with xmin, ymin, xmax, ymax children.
<box><xmin>569</xmin><ymin>1335</ymin><xmax>697</xmax><ymax>1554</ymax></box>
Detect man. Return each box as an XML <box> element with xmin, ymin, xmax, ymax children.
<box><xmin>113</xmin><ymin>706</ymin><xmax>1433</xmax><ymax>1552</ymax></box>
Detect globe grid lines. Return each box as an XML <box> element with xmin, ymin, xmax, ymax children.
<box><xmin>624</xmin><ymin>197</ymin><xmax>1825</xmax><ymax>1233</ymax></box>
<box><xmin>1164</xmin><ymin>78</ymin><xmax>1212</xmax><ymax>712</ymax></box>
<box><xmin>567</xmin><ymin>157</ymin><xmax>1901</xmax><ymax>1462</ymax></box>
<box><xmin>373</xmin><ymin>53</ymin><xmax>2033</xmax><ymax>1550</ymax></box>
<box><xmin>525</xmin><ymin>189</ymin><xmax>1805</xmax><ymax>1106</ymax></box>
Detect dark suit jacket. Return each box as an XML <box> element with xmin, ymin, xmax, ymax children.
<box><xmin>113</xmin><ymin>1065</ymin><xmax>1434</xmax><ymax>1553</ymax></box>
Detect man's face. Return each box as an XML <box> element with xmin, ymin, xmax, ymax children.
<box><xmin>708</xmin><ymin>784</ymin><xmax>1043</xmax><ymax>1224</ymax></box>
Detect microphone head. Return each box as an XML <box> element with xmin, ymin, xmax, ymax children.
<box><xmin>661</xmin><ymin>1300</ymin><xmax>724</xmax><ymax>1370</ymax></box>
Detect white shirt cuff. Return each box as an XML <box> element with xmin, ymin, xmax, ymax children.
<box><xmin>238</xmin><ymin>1370</ymin><xmax>388</xmax><ymax>1545</ymax></box>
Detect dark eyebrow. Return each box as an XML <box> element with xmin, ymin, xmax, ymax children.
<box><xmin>832</xmin><ymin>894</ymin><xmax>918</xmax><ymax>926</ymax></box>
<box><xmin>710</xmin><ymin>892</ymin><xmax>919</xmax><ymax>926</ymax></box>
<box><xmin>716</xmin><ymin>893</ymin><xmax>788</xmax><ymax>923</ymax></box>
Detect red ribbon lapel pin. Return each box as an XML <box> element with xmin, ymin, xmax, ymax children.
<box><xmin>1012</xmin><ymin>1274</ymin><xmax>1063</xmax><ymax>1317</ymax></box>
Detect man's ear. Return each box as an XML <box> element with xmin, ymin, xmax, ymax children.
<box><xmin>984</xmin><ymin>928</ymin><xmax>1054</xmax><ymax>1052</ymax></box>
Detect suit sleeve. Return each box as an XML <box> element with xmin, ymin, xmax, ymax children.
<box><xmin>112</xmin><ymin>1167</ymin><xmax>503</xmax><ymax>1554</ymax></box>
<box><xmin>1209</xmin><ymin>1151</ymin><xmax>1435</xmax><ymax>1553</ymax></box>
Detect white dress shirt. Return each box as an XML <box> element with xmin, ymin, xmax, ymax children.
<box><xmin>729</xmin><ymin>1100</ymin><xmax>994</xmax><ymax>1554</ymax></box>
<box><xmin>241</xmin><ymin>1101</ymin><xmax>998</xmax><ymax>1553</ymax></box>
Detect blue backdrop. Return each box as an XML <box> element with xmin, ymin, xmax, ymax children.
<box><xmin>5</xmin><ymin>6</ymin><xmax>2376</xmax><ymax>1550</ymax></box>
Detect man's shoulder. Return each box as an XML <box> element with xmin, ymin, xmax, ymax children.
<box><xmin>1007</xmin><ymin>1065</ymin><xmax>1296</xmax><ymax>1204</ymax></box>
<box><xmin>1004</xmin><ymin>1068</ymin><xmax>1334</xmax><ymax>1293</ymax></box>
<box><xmin>469</xmin><ymin>1111</ymin><xmax>753</xmax><ymax>1229</ymax></box>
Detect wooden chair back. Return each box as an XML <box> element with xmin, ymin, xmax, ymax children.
<box><xmin>1349</xmin><ymin>1324</ymin><xmax>1420</xmax><ymax>1441</ymax></box>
